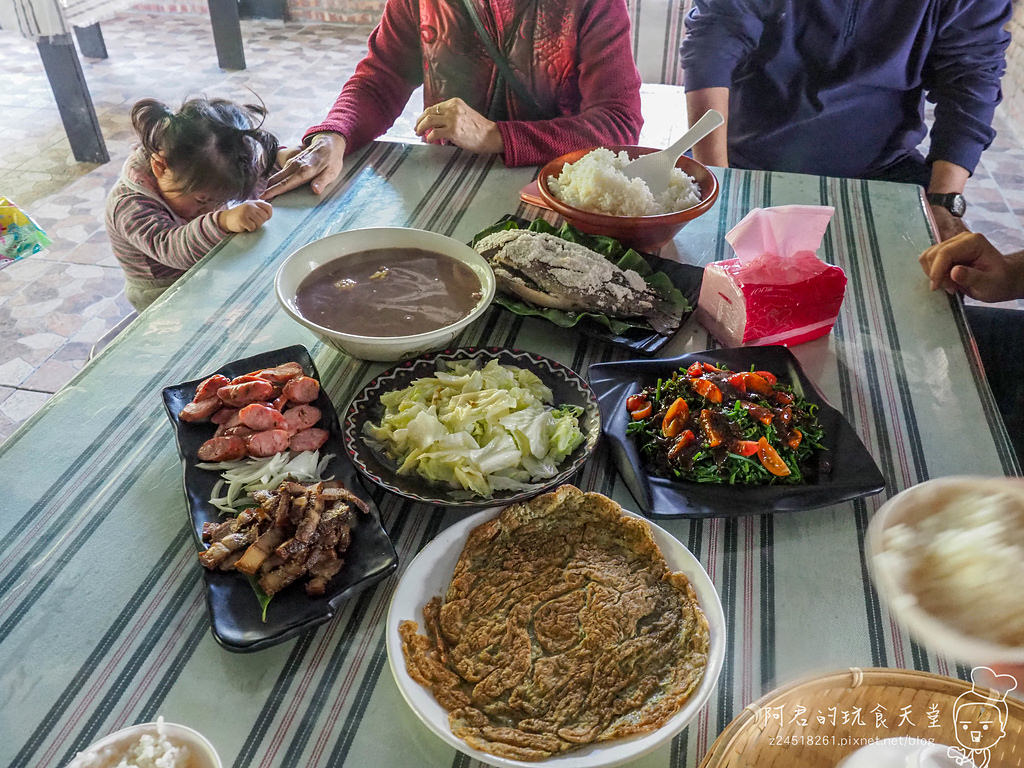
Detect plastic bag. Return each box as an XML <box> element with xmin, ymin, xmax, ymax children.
<box><xmin>0</xmin><ymin>196</ymin><xmax>51</xmax><ymax>269</ymax></box>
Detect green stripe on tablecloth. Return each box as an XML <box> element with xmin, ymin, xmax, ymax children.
<box><xmin>7</xmin><ymin>527</ymin><xmax>191</xmax><ymax>768</ymax></box>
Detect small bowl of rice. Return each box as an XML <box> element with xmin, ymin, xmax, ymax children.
<box><xmin>537</xmin><ymin>145</ymin><xmax>719</xmax><ymax>251</ymax></box>
<box><xmin>67</xmin><ymin>717</ymin><xmax>221</xmax><ymax>768</ymax></box>
<box><xmin>867</xmin><ymin>476</ymin><xmax>1024</xmax><ymax>665</ymax></box>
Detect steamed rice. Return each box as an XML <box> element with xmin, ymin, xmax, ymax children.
<box><xmin>69</xmin><ymin>718</ymin><xmax>194</xmax><ymax>768</ymax></box>
<box><xmin>549</xmin><ymin>147</ymin><xmax>702</xmax><ymax>216</ymax></box>
<box><xmin>880</xmin><ymin>485</ymin><xmax>1024</xmax><ymax>648</ymax></box>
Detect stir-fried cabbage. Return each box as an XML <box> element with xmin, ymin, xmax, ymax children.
<box><xmin>364</xmin><ymin>360</ymin><xmax>584</xmax><ymax>497</ymax></box>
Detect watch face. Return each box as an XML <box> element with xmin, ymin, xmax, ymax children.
<box><xmin>929</xmin><ymin>193</ymin><xmax>967</xmax><ymax>217</ymax></box>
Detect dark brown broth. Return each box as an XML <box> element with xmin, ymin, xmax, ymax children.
<box><xmin>295</xmin><ymin>248</ymin><xmax>482</xmax><ymax>337</ymax></box>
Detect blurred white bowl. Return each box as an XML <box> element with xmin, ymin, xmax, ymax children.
<box><xmin>275</xmin><ymin>227</ymin><xmax>495</xmax><ymax>362</ymax></box>
<box><xmin>867</xmin><ymin>475</ymin><xmax>1024</xmax><ymax>665</ymax></box>
<box><xmin>67</xmin><ymin>720</ymin><xmax>221</xmax><ymax>768</ymax></box>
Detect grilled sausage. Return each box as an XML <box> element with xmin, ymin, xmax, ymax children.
<box><xmin>283</xmin><ymin>404</ymin><xmax>322</xmax><ymax>434</ymax></box>
<box><xmin>239</xmin><ymin>403</ymin><xmax>289</xmax><ymax>431</ymax></box>
<box><xmin>255</xmin><ymin>362</ymin><xmax>304</xmax><ymax>384</ymax></box>
<box><xmin>197</xmin><ymin>435</ymin><xmax>247</xmax><ymax>461</ymax></box>
<box><xmin>217</xmin><ymin>380</ymin><xmax>275</xmax><ymax>407</ymax></box>
<box><xmin>194</xmin><ymin>374</ymin><xmax>230</xmax><ymax>401</ymax></box>
<box><xmin>180</xmin><ymin>397</ymin><xmax>221</xmax><ymax>423</ymax></box>
<box><xmin>282</xmin><ymin>376</ymin><xmax>319</xmax><ymax>404</ymax></box>
<box><xmin>289</xmin><ymin>427</ymin><xmax>329</xmax><ymax>452</ymax></box>
<box><xmin>211</xmin><ymin>407</ymin><xmax>238</xmax><ymax>425</ymax></box>
<box><xmin>246</xmin><ymin>429</ymin><xmax>291</xmax><ymax>457</ymax></box>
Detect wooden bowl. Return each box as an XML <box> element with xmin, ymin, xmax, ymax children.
<box><xmin>537</xmin><ymin>145</ymin><xmax>719</xmax><ymax>251</ymax></box>
<box><xmin>700</xmin><ymin>667</ymin><xmax>1024</xmax><ymax>767</ymax></box>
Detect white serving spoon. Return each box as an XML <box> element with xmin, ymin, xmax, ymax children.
<box><xmin>622</xmin><ymin>109</ymin><xmax>725</xmax><ymax>198</ymax></box>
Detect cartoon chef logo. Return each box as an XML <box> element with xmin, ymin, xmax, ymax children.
<box><xmin>946</xmin><ymin>667</ymin><xmax>1018</xmax><ymax>768</ymax></box>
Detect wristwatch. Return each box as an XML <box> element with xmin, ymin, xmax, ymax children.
<box><xmin>927</xmin><ymin>192</ymin><xmax>967</xmax><ymax>218</ymax></box>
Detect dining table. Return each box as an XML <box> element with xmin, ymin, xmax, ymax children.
<box><xmin>0</xmin><ymin>140</ymin><xmax>1018</xmax><ymax>768</ymax></box>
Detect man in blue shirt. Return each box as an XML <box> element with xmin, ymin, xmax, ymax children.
<box><xmin>680</xmin><ymin>0</ymin><xmax>1012</xmax><ymax>241</ymax></box>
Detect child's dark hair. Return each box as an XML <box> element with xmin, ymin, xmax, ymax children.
<box><xmin>131</xmin><ymin>97</ymin><xmax>279</xmax><ymax>202</ymax></box>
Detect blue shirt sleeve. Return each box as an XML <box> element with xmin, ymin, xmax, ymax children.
<box><xmin>924</xmin><ymin>0</ymin><xmax>1012</xmax><ymax>173</ymax></box>
<box><xmin>680</xmin><ymin>0</ymin><xmax>768</xmax><ymax>91</ymax></box>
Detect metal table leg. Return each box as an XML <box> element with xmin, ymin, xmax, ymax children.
<box><xmin>73</xmin><ymin>22</ymin><xmax>108</xmax><ymax>59</ymax></box>
<box><xmin>207</xmin><ymin>0</ymin><xmax>246</xmax><ymax>70</ymax></box>
<box><xmin>36</xmin><ymin>33</ymin><xmax>109</xmax><ymax>164</ymax></box>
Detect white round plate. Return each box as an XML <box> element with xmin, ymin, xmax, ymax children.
<box><xmin>385</xmin><ymin>506</ymin><xmax>726</xmax><ymax>768</ymax></box>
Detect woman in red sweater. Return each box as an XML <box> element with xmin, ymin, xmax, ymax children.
<box><xmin>264</xmin><ymin>0</ymin><xmax>643</xmax><ymax>199</ymax></box>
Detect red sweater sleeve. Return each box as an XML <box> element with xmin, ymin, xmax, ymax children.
<box><xmin>303</xmin><ymin>0</ymin><xmax>424</xmax><ymax>151</ymax></box>
<box><xmin>497</xmin><ymin>0</ymin><xmax>643</xmax><ymax>167</ymax></box>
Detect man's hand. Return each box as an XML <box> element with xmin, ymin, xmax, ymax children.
<box><xmin>217</xmin><ymin>200</ymin><xmax>273</xmax><ymax>233</ymax></box>
<box><xmin>930</xmin><ymin>204</ymin><xmax>969</xmax><ymax>242</ymax></box>
<box><xmin>414</xmin><ymin>99</ymin><xmax>504</xmax><ymax>155</ymax></box>
<box><xmin>263</xmin><ymin>132</ymin><xmax>347</xmax><ymax>200</ymax></box>
<box><xmin>919</xmin><ymin>231</ymin><xmax>1024</xmax><ymax>302</ymax></box>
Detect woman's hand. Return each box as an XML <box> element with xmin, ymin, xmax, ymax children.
<box><xmin>919</xmin><ymin>231</ymin><xmax>1024</xmax><ymax>302</ymax></box>
<box><xmin>263</xmin><ymin>132</ymin><xmax>347</xmax><ymax>200</ymax></box>
<box><xmin>414</xmin><ymin>99</ymin><xmax>504</xmax><ymax>155</ymax></box>
<box><xmin>218</xmin><ymin>200</ymin><xmax>273</xmax><ymax>233</ymax></box>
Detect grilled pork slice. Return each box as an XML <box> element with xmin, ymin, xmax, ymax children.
<box><xmin>198</xmin><ymin>480</ymin><xmax>368</xmax><ymax>600</ymax></box>
<box><xmin>473</xmin><ymin>228</ymin><xmax>681</xmax><ymax>335</ymax></box>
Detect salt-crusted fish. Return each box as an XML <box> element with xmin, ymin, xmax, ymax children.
<box><xmin>473</xmin><ymin>229</ymin><xmax>681</xmax><ymax>335</ymax></box>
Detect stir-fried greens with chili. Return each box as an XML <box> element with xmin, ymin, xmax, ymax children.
<box><xmin>625</xmin><ymin>362</ymin><xmax>825</xmax><ymax>484</ymax></box>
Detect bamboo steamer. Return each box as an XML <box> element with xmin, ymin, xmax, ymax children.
<box><xmin>700</xmin><ymin>667</ymin><xmax>1024</xmax><ymax>767</ymax></box>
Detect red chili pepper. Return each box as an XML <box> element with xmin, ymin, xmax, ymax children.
<box><xmin>728</xmin><ymin>373</ymin><xmax>747</xmax><ymax>393</ymax></box>
<box><xmin>733</xmin><ymin>440</ymin><xmax>759</xmax><ymax>457</ymax></box>
<box><xmin>692</xmin><ymin>378</ymin><xmax>723</xmax><ymax>403</ymax></box>
<box><xmin>687</xmin><ymin>362</ymin><xmax>705</xmax><ymax>377</ymax></box>
<box><xmin>667</xmin><ymin>429</ymin><xmax>696</xmax><ymax>460</ymax></box>
<box><xmin>757</xmin><ymin>437</ymin><xmax>791</xmax><ymax>477</ymax></box>
<box><xmin>662</xmin><ymin>397</ymin><xmax>690</xmax><ymax>438</ymax></box>
<box><xmin>755</xmin><ymin>370</ymin><xmax>778</xmax><ymax>386</ymax></box>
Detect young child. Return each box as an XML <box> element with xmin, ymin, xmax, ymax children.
<box><xmin>106</xmin><ymin>97</ymin><xmax>282</xmax><ymax>310</ymax></box>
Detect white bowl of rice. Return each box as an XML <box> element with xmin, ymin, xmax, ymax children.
<box><xmin>867</xmin><ymin>476</ymin><xmax>1024</xmax><ymax>664</ymax></box>
<box><xmin>537</xmin><ymin>145</ymin><xmax>719</xmax><ymax>251</ymax></box>
<box><xmin>67</xmin><ymin>718</ymin><xmax>221</xmax><ymax>768</ymax></box>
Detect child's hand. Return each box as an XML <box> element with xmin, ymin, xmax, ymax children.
<box><xmin>218</xmin><ymin>200</ymin><xmax>273</xmax><ymax>233</ymax></box>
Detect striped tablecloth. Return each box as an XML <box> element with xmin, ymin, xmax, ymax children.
<box><xmin>0</xmin><ymin>142</ymin><xmax>1017</xmax><ymax>768</ymax></box>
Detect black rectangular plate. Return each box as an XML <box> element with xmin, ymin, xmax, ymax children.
<box><xmin>588</xmin><ymin>345</ymin><xmax>885</xmax><ymax>517</ymax></box>
<box><xmin>161</xmin><ymin>344</ymin><xmax>398</xmax><ymax>652</ymax></box>
<box><xmin>478</xmin><ymin>214</ymin><xmax>704</xmax><ymax>355</ymax></box>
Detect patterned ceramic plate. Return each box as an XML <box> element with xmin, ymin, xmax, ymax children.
<box><xmin>588</xmin><ymin>345</ymin><xmax>885</xmax><ymax>517</ymax></box>
<box><xmin>162</xmin><ymin>344</ymin><xmax>399</xmax><ymax>652</ymax></box>
<box><xmin>342</xmin><ymin>347</ymin><xmax>601</xmax><ymax>507</ymax></box>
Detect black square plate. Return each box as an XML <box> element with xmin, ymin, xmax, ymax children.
<box><xmin>588</xmin><ymin>345</ymin><xmax>885</xmax><ymax>517</ymax></box>
<box><xmin>472</xmin><ymin>215</ymin><xmax>704</xmax><ymax>355</ymax></box>
<box><xmin>161</xmin><ymin>344</ymin><xmax>399</xmax><ymax>652</ymax></box>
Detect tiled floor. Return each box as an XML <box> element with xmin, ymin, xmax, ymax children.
<box><xmin>0</xmin><ymin>11</ymin><xmax>1023</xmax><ymax>444</ymax></box>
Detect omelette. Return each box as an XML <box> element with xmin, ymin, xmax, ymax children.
<box><xmin>399</xmin><ymin>485</ymin><xmax>709</xmax><ymax>761</ymax></box>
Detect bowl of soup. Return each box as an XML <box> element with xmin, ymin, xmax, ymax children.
<box><xmin>276</xmin><ymin>227</ymin><xmax>496</xmax><ymax>361</ymax></box>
